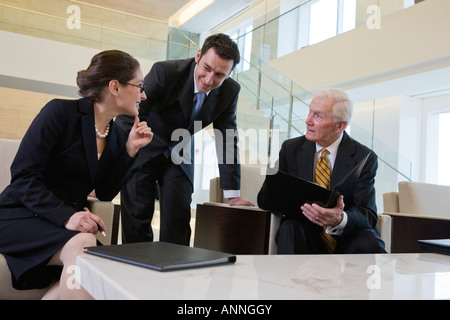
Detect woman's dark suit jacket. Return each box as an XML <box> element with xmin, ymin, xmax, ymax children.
<box><xmin>0</xmin><ymin>97</ymin><xmax>134</xmax><ymax>289</ymax></box>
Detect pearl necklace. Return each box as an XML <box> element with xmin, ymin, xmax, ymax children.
<box><xmin>95</xmin><ymin>123</ymin><xmax>110</xmax><ymax>139</ymax></box>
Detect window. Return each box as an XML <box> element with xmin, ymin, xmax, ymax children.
<box><xmin>230</xmin><ymin>22</ymin><xmax>253</xmax><ymax>73</ymax></box>
<box><xmin>303</xmin><ymin>0</ymin><xmax>357</xmax><ymax>46</ymax></box>
<box><xmin>341</xmin><ymin>0</ymin><xmax>356</xmax><ymax>33</ymax></box>
<box><xmin>438</xmin><ymin>112</ymin><xmax>450</xmax><ymax>185</ymax></box>
<box><xmin>242</xmin><ymin>25</ymin><xmax>253</xmax><ymax>72</ymax></box>
<box><xmin>403</xmin><ymin>0</ymin><xmax>415</xmax><ymax>9</ymax></box>
<box><xmin>309</xmin><ymin>0</ymin><xmax>338</xmax><ymax>45</ymax></box>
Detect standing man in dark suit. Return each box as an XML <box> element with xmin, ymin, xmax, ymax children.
<box><xmin>116</xmin><ymin>34</ymin><xmax>253</xmax><ymax>246</ymax></box>
<box><xmin>258</xmin><ymin>88</ymin><xmax>386</xmax><ymax>254</ymax></box>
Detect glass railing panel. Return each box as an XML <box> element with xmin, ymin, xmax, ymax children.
<box><xmin>260</xmin><ymin>64</ymin><xmax>295</xmax><ymax>95</ymax></box>
<box><xmin>166</xmin><ymin>42</ymin><xmax>193</xmax><ymax>61</ymax></box>
<box><xmin>233</xmin><ymin>51</ymin><xmax>311</xmax><ymax>148</ymax></box>
<box><xmin>0</xmin><ymin>2</ymin><xmax>168</xmax><ymax>60</ymax></box>
<box><xmin>235</xmin><ymin>60</ymin><xmax>413</xmax><ymax>186</ymax></box>
<box><xmin>167</xmin><ymin>28</ymin><xmax>200</xmax><ymax>60</ymax></box>
<box><xmin>230</xmin><ymin>0</ymin><xmax>412</xmax><ymax>64</ymax></box>
<box><xmin>242</xmin><ymin>54</ymin><xmax>312</xmax><ymax>106</ymax></box>
<box><xmin>350</xmin><ymin>122</ymin><xmax>411</xmax><ymax>181</ymax></box>
<box><xmin>235</xmin><ymin>70</ymin><xmax>260</xmax><ymax>97</ymax></box>
<box><xmin>259</xmin><ymin>74</ymin><xmax>290</xmax><ymax>103</ymax></box>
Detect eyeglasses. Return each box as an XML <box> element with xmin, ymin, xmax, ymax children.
<box><xmin>125</xmin><ymin>83</ymin><xmax>145</xmax><ymax>93</ymax></box>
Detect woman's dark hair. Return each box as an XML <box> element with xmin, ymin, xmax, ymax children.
<box><xmin>200</xmin><ymin>33</ymin><xmax>241</xmax><ymax>71</ymax></box>
<box><xmin>77</xmin><ymin>50</ymin><xmax>140</xmax><ymax>102</ymax></box>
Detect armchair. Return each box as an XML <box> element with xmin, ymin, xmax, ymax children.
<box><xmin>193</xmin><ymin>165</ymin><xmax>281</xmax><ymax>254</ymax></box>
<box><xmin>382</xmin><ymin>181</ymin><xmax>450</xmax><ymax>253</ymax></box>
<box><xmin>194</xmin><ymin>163</ymin><xmax>393</xmax><ymax>255</ymax></box>
<box><xmin>0</xmin><ymin>138</ymin><xmax>119</xmax><ymax>300</ymax></box>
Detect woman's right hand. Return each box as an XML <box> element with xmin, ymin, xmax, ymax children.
<box><xmin>64</xmin><ymin>210</ymin><xmax>106</xmax><ymax>234</ymax></box>
<box><xmin>126</xmin><ymin>116</ymin><xmax>153</xmax><ymax>158</ymax></box>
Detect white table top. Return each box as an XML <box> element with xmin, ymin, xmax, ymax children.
<box><xmin>76</xmin><ymin>252</ymin><xmax>450</xmax><ymax>300</ymax></box>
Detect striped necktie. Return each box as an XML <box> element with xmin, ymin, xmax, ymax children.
<box><xmin>315</xmin><ymin>149</ymin><xmax>331</xmax><ymax>188</ymax></box>
<box><xmin>314</xmin><ymin>149</ymin><xmax>337</xmax><ymax>253</ymax></box>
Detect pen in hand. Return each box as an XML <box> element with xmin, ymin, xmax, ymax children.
<box><xmin>83</xmin><ymin>207</ymin><xmax>107</xmax><ymax>237</ymax></box>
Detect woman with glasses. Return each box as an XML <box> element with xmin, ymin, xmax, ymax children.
<box><xmin>0</xmin><ymin>50</ymin><xmax>152</xmax><ymax>299</ymax></box>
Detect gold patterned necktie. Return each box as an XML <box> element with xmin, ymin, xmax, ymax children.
<box><xmin>315</xmin><ymin>149</ymin><xmax>331</xmax><ymax>188</ymax></box>
<box><xmin>314</xmin><ymin>149</ymin><xmax>337</xmax><ymax>253</ymax></box>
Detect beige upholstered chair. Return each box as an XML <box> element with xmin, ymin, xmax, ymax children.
<box><xmin>195</xmin><ymin>165</ymin><xmax>281</xmax><ymax>254</ymax></box>
<box><xmin>382</xmin><ymin>181</ymin><xmax>450</xmax><ymax>253</ymax></box>
<box><xmin>0</xmin><ymin>138</ymin><xmax>118</xmax><ymax>300</ymax></box>
<box><xmin>376</xmin><ymin>214</ymin><xmax>392</xmax><ymax>253</ymax></box>
<box><xmin>201</xmin><ymin>163</ymin><xmax>393</xmax><ymax>254</ymax></box>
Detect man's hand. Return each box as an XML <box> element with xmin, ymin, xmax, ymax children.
<box><xmin>301</xmin><ymin>195</ymin><xmax>344</xmax><ymax>227</ymax></box>
<box><xmin>228</xmin><ymin>197</ymin><xmax>255</xmax><ymax>207</ymax></box>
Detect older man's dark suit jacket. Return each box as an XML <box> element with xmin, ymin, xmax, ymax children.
<box><xmin>116</xmin><ymin>58</ymin><xmax>241</xmax><ymax>190</ymax></box>
<box><xmin>258</xmin><ymin>131</ymin><xmax>380</xmax><ymax>237</ymax></box>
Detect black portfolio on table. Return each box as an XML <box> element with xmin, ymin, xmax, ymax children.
<box><xmin>85</xmin><ymin>241</ymin><xmax>236</xmax><ymax>271</ymax></box>
<box><xmin>259</xmin><ymin>153</ymin><xmax>370</xmax><ymax>218</ymax></box>
<box><xmin>418</xmin><ymin>239</ymin><xmax>450</xmax><ymax>255</ymax></box>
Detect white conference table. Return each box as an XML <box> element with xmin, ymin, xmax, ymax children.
<box><xmin>76</xmin><ymin>252</ymin><xmax>450</xmax><ymax>300</ymax></box>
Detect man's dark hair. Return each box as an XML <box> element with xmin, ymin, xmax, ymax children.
<box><xmin>200</xmin><ymin>33</ymin><xmax>241</xmax><ymax>71</ymax></box>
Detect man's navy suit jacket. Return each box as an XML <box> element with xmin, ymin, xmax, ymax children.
<box><xmin>116</xmin><ymin>58</ymin><xmax>241</xmax><ymax>190</ymax></box>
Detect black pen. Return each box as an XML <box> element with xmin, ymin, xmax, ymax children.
<box><xmin>83</xmin><ymin>207</ymin><xmax>107</xmax><ymax>237</ymax></box>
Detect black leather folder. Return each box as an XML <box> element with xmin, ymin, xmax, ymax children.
<box><xmin>259</xmin><ymin>153</ymin><xmax>370</xmax><ymax>218</ymax></box>
<box><xmin>85</xmin><ymin>241</ymin><xmax>236</xmax><ymax>271</ymax></box>
<box><xmin>418</xmin><ymin>239</ymin><xmax>450</xmax><ymax>255</ymax></box>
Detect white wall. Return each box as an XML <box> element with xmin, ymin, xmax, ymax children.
<box><xmin>267</xmin><ymin>0</ymin><xmax>450</xmax><ymax>93</ymax></box>
<box><xmin>422</xmin><ymin>94</ymin><xmax>450</xmax><ymax>183</ymax></box>
<box><xmin>0</xmin><ymin>30</ymin><xmax>155</xmax><ymax>91</ymax></box>
<box><xmin>353</xmin><ymin>95</ymin><xmax>423</xmax><ymax>180</ymax></box>
<box><xmin>398</xmin><ymin>95</ymin><xmax>422</xmax><ymax>181</ymax></box>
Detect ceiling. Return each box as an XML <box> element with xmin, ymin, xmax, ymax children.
<box><xmin>76</xmin><ymin>0</ymin><xmax>191</xmax><ymax>22</ymax></box>
<box><xmin>73</xmin><ymin>1</ymin><xmax>450</xmax><ymax>101</ymax></box>
<box><xmin>179</xmin><ymin>0</ymin><xmax>255</xmax><ymax>33</ymax></box>
<box><xmin>76</xmin><ymin>0</ymin><xmax>255</xmax><ymax>33</ymax></box>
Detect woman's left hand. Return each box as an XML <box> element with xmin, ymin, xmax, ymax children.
<box><xmin>126</xmin><ymin>116</ymin><xmax>153</xmax><ymax>157</ymax></box>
